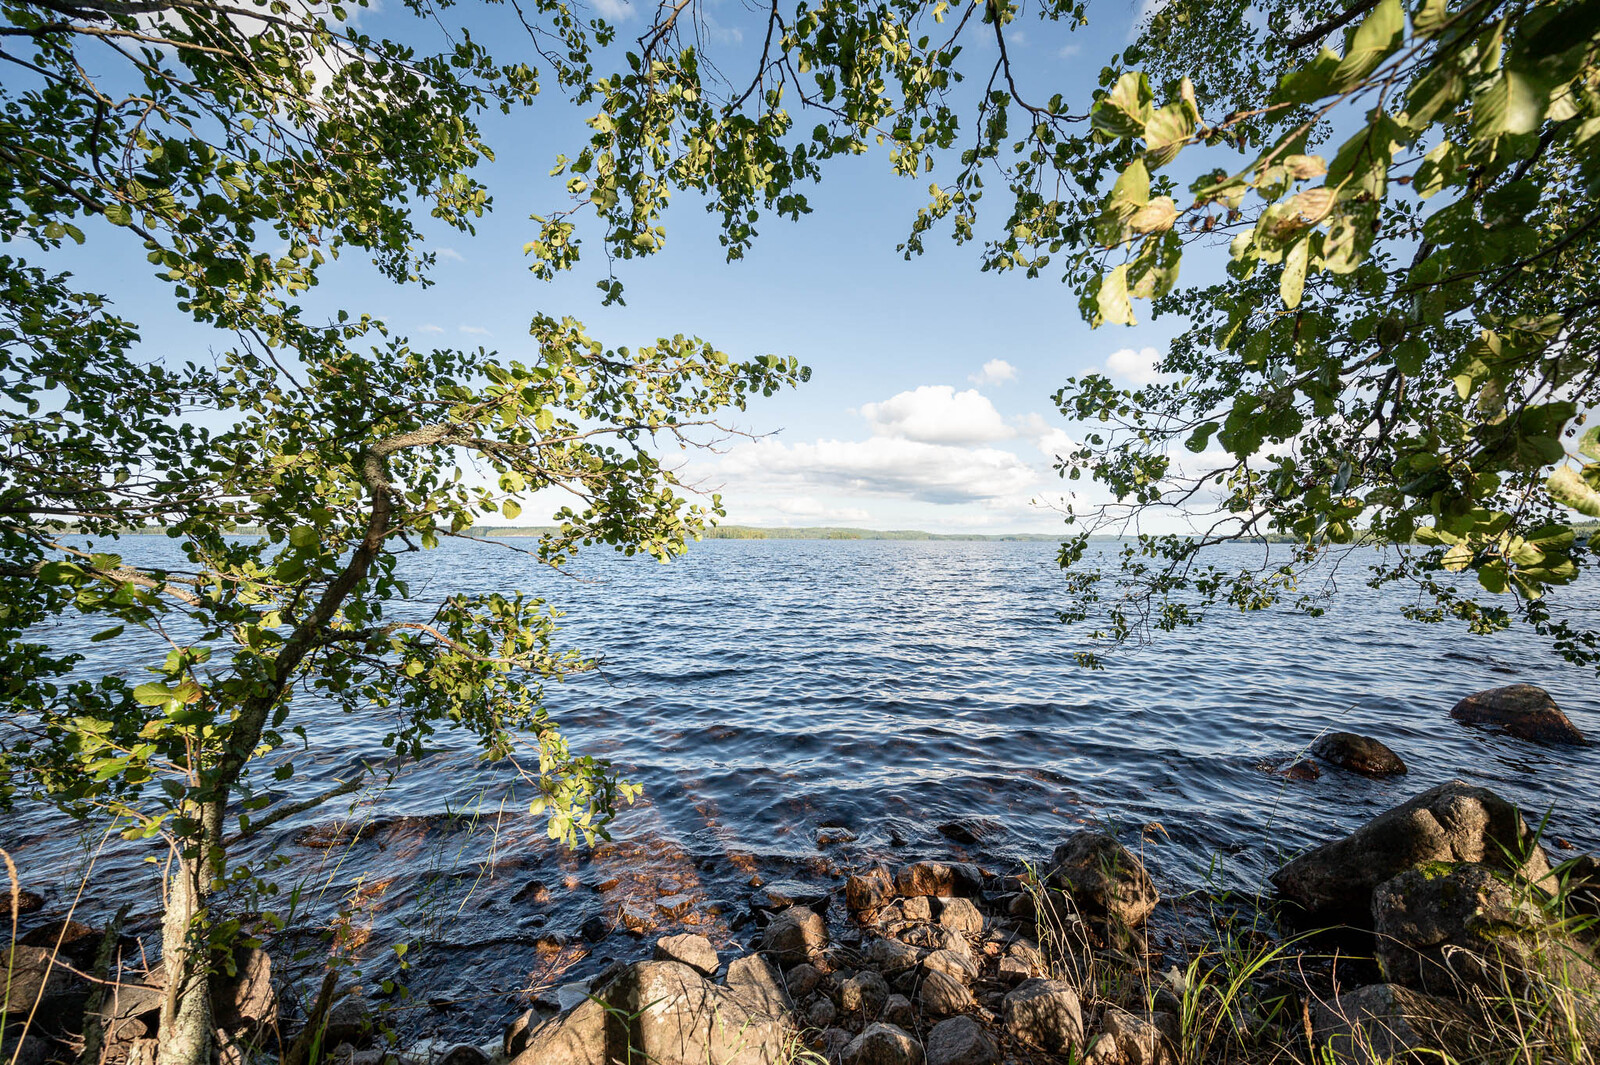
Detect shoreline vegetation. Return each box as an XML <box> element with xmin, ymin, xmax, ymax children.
<box><xmin>3</xmin><ymin>685</ymin><xmax>1595</xmax><ymax>1065</ymax></box>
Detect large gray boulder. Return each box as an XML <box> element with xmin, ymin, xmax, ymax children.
<box><xmin>1043</xmin><ymin>832</ymin><xmax>1159</xmax><ymax>935</ymax></box>
<box><xmin>1310</xmin><ymin>984</ymin><xmax>1483</xmax><ymax>1065</ymax></box>
<box><xmin>1450</xmin><ymin>684</ymin><xmax>1586</xmax><ymax>745</ymax></box>
<box><xmin>508</xmin><ymin>960</ymin><xmax>794</xmax><ymax>1065</ymax></box>
<box><xmin>1271</xmin><ymin>781</ymin><xmax>1551</xmax><ymax>919</ymax></box>
<box><xmin>1373</xmin><ymin>863</ymin><xmax>1538</xmax><ymax>994</ymax></box>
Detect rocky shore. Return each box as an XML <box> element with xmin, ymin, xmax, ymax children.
<box><xmin>4</xmin><ymin>685</ymin><xmax>1596</xmax><ymax>1065</ymax></box>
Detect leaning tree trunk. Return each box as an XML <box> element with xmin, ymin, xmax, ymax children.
<box><xmin>157</xmin><ymin>801</ymin><xmax>224</xmax><ymax>1065</ymax></box>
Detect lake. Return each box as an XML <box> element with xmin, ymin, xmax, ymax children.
<box><xmin>8</xmin><ymin>536</ymin><xmax>1597</xmax><ymax>1037</ymax></box>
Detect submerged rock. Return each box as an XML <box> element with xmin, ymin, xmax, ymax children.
<box><xmin>1450</xmin><ymin>684</ymin><xmax>1586</xmax><ymax>745</ymax></box>
<box><xmin>1310</xmin><ymin>732</ymin><xmax>1407</xmax><ymax>777</ymax></box>
<box><xmin>1270</xmin><ymin>780</ymin><xmax>1551</xmax><ymax>920</ymax></box>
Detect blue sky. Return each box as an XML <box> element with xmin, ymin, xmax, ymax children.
<box><xmin>55</xmin><ymin>0</ymin><xmax>1198</xmax><ymax>534</ymax></box>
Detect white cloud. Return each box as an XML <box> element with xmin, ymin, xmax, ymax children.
<box><xmin>720</xmin><ymin>436</ymin><xmax>1039</xmax><ymax>506</ymax></box>
<box><xmin>861</xmin><ymin>385</ymin><xmax>1015</xmax><ymax>445</ymax></box>
<box><xmin>460</xmin><ymin>325</ymin><xmax>492</xmax><ymax>336</ymax></box>
<box><xmin>591</xmin><ymin>0</ymin><xmax>633</xmax><ymax>19</ymax></box>
<box><xmin>1014</xmin><ymin>413</ymin><xmax>1078</xmax><ymax>462</ymax></box>
<box><xmin>436</xmin><ymin>247</ymin><xmax>464</xmax><ymax>262</ymax></box>
<box><xmin>418</xmin><ymin>324</ymin><xmax>445</xmax><ymax>334</ymax></box>
<box><xmin>1105</xmin><ymin>346</ymin><xmax>1163</xmax><ymax>385</ymax></box>
<box><xmin>1057</xmin><ymin>42</ymin><xmax>1082</xmax><ymax>58</ymax></box>
<box><xmin>766</xmin><ymin>497</ymin><xmax>872</xmax><ymax>523</ymax></box>
<box><xmin>969</xmin><ymin>358</ymin><xmax>1018</xmax><ymax>386</ymax></box>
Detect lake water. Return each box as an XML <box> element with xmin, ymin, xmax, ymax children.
<box><xmin>7</xmin><ymin>537</ymin><xmax>1597</xmax><ymax>1038</ymax></box>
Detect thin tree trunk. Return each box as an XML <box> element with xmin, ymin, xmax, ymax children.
<box><xmin>156</xmin><ymin>801</ymin><xmax>224</xmax><ymax>1065</ymax></box>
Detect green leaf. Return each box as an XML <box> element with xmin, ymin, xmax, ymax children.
<box><xmin>1548</xmin><ymin>465</ymin><xmax>1600</xmax><ymax>517</ymax></box>
<box><xmin>1092</xmin><ymin>72</ymin><xmax>1153</xmax><ymax>138</ymax></box>
<box><xmin>1581</xmin><ymin>426</ymin><xmax>1600</xmax><ymax>462</ymax></box>
<box><xmin>502</xmin><ymin>499</ymin><xmax>522</xmax><ymax>520</ymax></box>
<box><xmin>132</xmin><ymin>682</ymin><xmax>175</xmax><ymax>707</ymax></box>
<box><xmin>1332</xmin><ymin>0</ymin><xmax>1405</xmax><ymax>91</ymax></box>
<box><xmin>1278</xmin><ymin>47</ymin><xmax>1341</xmax><ymax>105</ymax></box>
<box><xmin>289</xmin><ymin>526</ymin><xmax>319</xmax><ymax>550</ymax></box>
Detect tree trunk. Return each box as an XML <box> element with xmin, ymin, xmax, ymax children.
<box><xmin>156</xmin><ymin>801</ymin><xmax>224</xmax><ymax>1065</ymax></box>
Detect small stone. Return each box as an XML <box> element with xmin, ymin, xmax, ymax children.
<box><xmin>869</xmin><ymin>938</ymin><xmax>922</xmax><ymax>975</ymax></box>
<box><xmin>903</xmin><ymin>924</ymin><xmax>970</xmax><ymax>958</ymax></box>
<box><xmin>924</xmin><ymin>1016</ymin><xmax>1000</xmax><ymax>1065</ymax></box>
<box><xmin>752</xmin><ymin>881</ymin><xmax>832</xmax><ymax>913</ymax></box>
<box><xmin>841</xmin><ymin>971</ymin><xmax>889</xmax><ymax>1016</ymax></box>
<box><xmin>922</xmin><ymin>949</ymin><xmax>977</xmax><ymax>985</ymax></box>
<box><xmin>513</xmin><ymin>880</ymin><xmax>551</xmax><ymax>904</ymax></box>
<box><xmin>1002</xmin><ymin>979</ymin><xmax>1083</xmax><ymax>1053</ymax></box>
<box><xmin>618</xmin><ymin>901</ymin><xmax>655</xmax><ymax>934</ymax></box>
<box><xmin>996</xmin><ymin>955</ymin><xmax>1034</xmax><ymax>986</ymax></box>
<box><xmin>847</xmin><ymin>867</ymin><xmax>897</xmax><ymax>914</ymax></box>
<box><xmin>902</xmin><ymin>896</ymin><xmax>932</xmax><ymax>922</ymax></box>
<box><xmin>654</xmin><ymin>894</ymin><xmax>694</xmax><ymax>919</ymax></box>
<box><xmin>1450</xmin><ymin>684</ymin><xmax>1586</xmax><ymax>745</ymax></box>
<box><xmin>1278</xmin><ymin>759</ymin><xmax>1322</xmax><ymax>781</ymax></box>
<box><xmin>896</xmin><ymin>862</ymin><xmax>982</xmax><ymax>899</ymax></box>
<box><xmin>916</xmin><ymin>970</ymin><xmax>973</xmax><ymax>1017</ymax></box>
<box><xmin>816</xmin><ymin>1028</ymin><xmax>853</xmax><ymax>1064</ymax></box>
<box><xmin>652</xmin><ymin>933</ymin><xmax>718</xmax><ymax>977</ymax></box>
<box><xmin>1309</xmin><ymin>732</ymin><xmax>1408</xmax><ymax>776</ymax></box>
<box><xmin>760</xmin><ymin>906</ymin><xmax>829</xmax><ymax>966</ymax></box>
<box><xmin>579</xmin><ymin>915</ymin><xmax>609</xmax><ymax>943</ymax></box>
<box><xmin>882</xmin><ymin>994</ymin><xmax>913</xmax><ymax>1027</ymax></box>
<box><xmin>936</xmin><ymin>897</ymin><xmax>984</xmax><ymax>936</ymax></box>
<box><xmin>787</xmin><ymin>962</ymin><xmax>823</xmax><ymax>1000</ymax></box>
<box><xmin>843</xmin><ymin>1022</ymin><xmax>924</xmax><ymax>1065</ymax></box>
<box><xmin>809</xmin><ymin>996</ymin><xmax>840</xmax><ymax>1029</ymax></box>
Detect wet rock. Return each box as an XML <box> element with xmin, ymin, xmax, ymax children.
<box><xmin>20</xmin><ymin>919</ymin><xmax>100</xmax><ymax>966</ymax></box>
<box><xmin>437</xmin><ymin>1046</ymin><xmax>490</xmax><ymax>1065</ymax></box>
<box><xmin>840</xmin><ymin>971</ymin><xmax>889</xmax><ymax>1016</ymax></box>
<box><xmin>847</xmin><ymin>867</ymin><xmax>896</xmax><ymax>915</ymax></box>
<box><xmin>936</xmin><ymin>820</ymin><xmax>1000</xmax><ymax>846</ymax></box>
<box><xmin>580</xmin><ymin>915</ymin><xmax>609</xmax><ymax>943</ymax></box>
<box><xmin>1271</xmin><ymin>780</ymin><xmax>1552</xmax><ymax>920</ymax></box>
<box><xmin>915</xmin><ymin>970</ymin><xmax>973</xmax><ymax>1017</ymax></box>
<box><xmin>843</xmin><ymin>1023</ymin><xmax>923</xmax><ymax>1065</ymax></box>
<box><xmin>786</xmin><ymin>962</ymin><xmax>823</xmax><ymax>1000</ymax></box>
<box><xmin>882</xmin><ymin>994</ymin><xmax>913</xmax><ymax>1027</ymax></box>
<box><xmin>1084</xmin><ymin>1008</ymin><xmax>1175</xmax><ymax>1065</ymax></box>
<box><xmin>513</xmin><ymin>879</ymin><xmax>551</xmax><ymax>904</ymax></box>
<box><xmin>1310</xmin><ymin>984</ymin><xmax>1482</xmax><ymax>1065</ymax></box>
<box><xmin>618</xmin><ymin>901</ymin><xmax>656</xmax><ymax>934</ymax></box>
<box><xmin>1045</xmin><ymin>832</ymin><xmax>1159</xmax><ymax>929</ymax></box>
<box><xmin>921</xmin><ymin>949</ymin><xmax>977</xmax><ymax>985</ymax></box>
<box><xmin>935</xmin><ymin>897</ymin><xmax>983</xmax><ymax>937</ymax></box>
<box><xmin>1310</xmin><ymin>732</ymin><xmax>1407</xmax><ymax>776</ymax></box>
<box><xmin>1002</xmin><ymin>979</ymin><xmax>1084</xmax><ymax>1053</ymax></box>
<box><xmin>324</xmin><ymin>994</ymin><xmax>375</xmax><ymax>1048</ymax></box>
<box><xmin>760</xmin><ymin>907</ymin><xmax>828</xmax><ymax>966</ymax></box>
<box><xmin>1278</xmin><ymin>759</ymin><xmax>1322</xmax><ymax>781</ymax></box>
<box><xmin>868</xmin><ymin>939</ymin><xmax>922</xmax><ymax>975</ymax></box>
<box><xmin>725</xmin><ymin>954</ymin><xmax>792</xmax><ymax>1017</ymax></box>
<box><xmin>1450</xmin><ymin>684</ymin><xmax>1586</xmax><ymax>745</ymax></box>
<box><xmin>212</xmin><ymin>946</ymin><xmax>276</xmax><ymax>1036</ymax></box>
<box><xmin>752</xmin><ymin>882</ymin><xmax>831</xmax><ymax>913</ymax></box>
<box><xmin>654</xmin><ymin>933</ymin><xmax>719</xmax><ymax>977</ymax></box>
<box><xmin>924</xmin><ymin>1016</ymin><xmax>999</xmax><ymax>1065</ymax></box>
<box><xmin>896</xmin><ymin>862</ymin><xmax>982</xmax><ymax>899</ymax></box>
<box><xmin>818</xmin><ymin>828</ymin><xmax>858</xmax><ymax>847</ymax></box>
<box><xmin>655</xmin><ymin>894</ymin><xmax>694</xmax><ymax>919</ymax></box>
<box><xmin>12</xmin><ymin>891</ymin><xmax>43</xmax><ymax>916</ymax></box>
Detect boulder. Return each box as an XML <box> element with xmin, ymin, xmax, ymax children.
<box><xmin>1</xmin><ymin>945</ymin><xmax>72</xmax><ymax>1014</ymax></box>
<box><xmin>785</xmin><ymin>963</ymin><xmax>822</xmax><ymax>1000</ymax></box>
<box><xmin>895</xmin><ymin>862</ymin><xmax>982</xmax><ymax>899</ymax></box>
<box><xmin>1271</xmin><ymin>780</ymin><xmax>1551</xmax><ymax>919</ymax></box>
<box><xmin>1045</xmin><ymin>832</ymin><xmax>1159</xmax><ymax>929</ymax></box>
<box><xmin>923</xmin><ymin>1016</ymin><xmax>999</xmax><ymax>1065</ymax></box>
<box><xmin>212</xmin><ymin>946</ymin><xmax>276</xmax><ymax>1037</ymax></box>
<box><xmin>921</xmin><ymin>949</ymin><xmax>977</xmax><ymax>985</ymax></box>
<box><xmin>324</xmin><ymin>994</ymin><xmax>375</xmax><ymax>1048</ymax></box>
<box><xmin>1450</xmin><ymin>684</ymin><xmax>1586</xmax><ymax>745</ymax></box>
<box><xmin>840</xmin><ymin>971</ymin><xmax>889</xmax><ymax>1016</ymax></box>
<box><xmin>1373</xmin><ymin>863</ymin><xmax>1536</xmax><ymax>994</ymax></box>
<box><xmin>1002</xmin><ymin>979</ymin><xmax>1083</xmax><ymax>1053</ymax></box>
<box><xmin>759</xmin><ymin>907</ymin><xmax>828</xmax><ymax>967</ymax></box>
<box><xmin>654</xmin><ymin>934</ymin><xmax>719</xmax><ymax>977</ymax></box>
<box><xmin>901</xmin><ymin>896</ymin><xmax>932</xmax><ymax>923</ymax></box>
<box><xmin>724</xmin><ymin>955</ymin><xmax>792</xmax><ymax>1017</ymax></box>
<box><xmin>1310</xmin><ymin>984</ymin><xmax>1482</xmax><ymax>1065</ymax></box>
<box><xmin>511</xmin><ymin>960</ymin><xmax>794</xmax><ymax>1065</ymax></box>
<box><xmin>882</xmin><ymin>994</ymin><xmax>913</xmax><ymax>1027</ymax></box>
<box><xmin>1309</xmin><ymin>733</ymin><xmax>1407</xmax><ymax>777</ymax></box>
<box><xmin>1084</xmin><ymin>1008</ymin><xmax>1175</xmax><ymax>1065</ymax></box>
<box><xmin>843</xmin><ymin>1023</ymin><xmax>923</xmax><ymax>1065</ymax></box>
<box><xmin>915</xmin><ymin>970</ymin><xmax>972</xmax><ymax>1017</ymax></box>
<box><xmin>847</xmin><ymin>868</ymin><xmax>896</xmax><ymax>915</ymax></box>
<box><xmin>935</xmin><ymin>898</ymin><xmax>983</xmax><ymax>937</ymax></box>
<box><xmin>868</xmin><ymin>939</ymin><xmax>922</xmax><ymax>975</ymax></box>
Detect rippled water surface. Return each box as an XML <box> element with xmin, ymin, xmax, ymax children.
<box><xmin>8</xmin><ymin>537</ymin><xmax>1598</xmax><ymax>1037</ymax></box>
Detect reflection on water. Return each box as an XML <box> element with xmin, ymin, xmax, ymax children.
<box><xmin>7</xmin><ymin>537</ymin><xmax>1598</xmax><ymax>1039</ymax></box>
